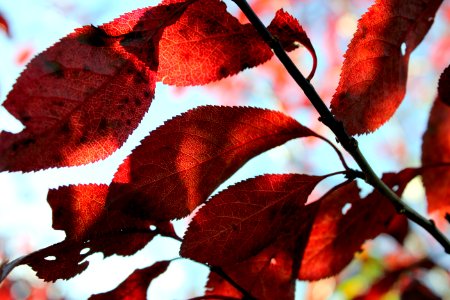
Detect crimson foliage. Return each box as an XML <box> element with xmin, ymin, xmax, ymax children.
<box><xmin>0</xmin><ymin>0</ymin><xmax>449</xmax><ymax>299</ymax></box>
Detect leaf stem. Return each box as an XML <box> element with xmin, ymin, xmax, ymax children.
<box><xmin>231</xmin><ymin>0</ymin><xmax>450</xmax><ymax>254</ymax></box>
<box><xmin>316</xmin><ymin>134</ymin><xmax>350</xmax><ymax>171</ymax></box>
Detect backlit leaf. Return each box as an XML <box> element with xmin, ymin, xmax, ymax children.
<box><xmin>205</xmin><ymin>244</ymin><xmax>297</xmax><ymax>300</ymax></box>
<box><xmin>156</xmin><ymin>1</ymin><xmax>316</xmax><ymax>85</ymax></box>
<box><xmin>0</xmin><ymin>2</ymin><xmax>196</xmax><ymax>172</ymax></box>
<box><xmin>19</xmin><ymin>180</ymin><xmax>178</xmax><ymax>281</ymax></box>
<box><xmin>13</xmin><ymin>105</ymin><xmax>316</xmax><ymax>281</ymax></box>
<box><xmin>0</xmin><ymin>0</ymin><xmax>315</xmax><ymax>172</ymax></box>
<box><xmin>108</xmin><ymin>106</ymin><xmax>319</xmax><ymax>221</ymax></box>
<box><xmin>186</xmin><ymin>169</ymin><xmax>417</xmax><ymax>289</ymax></box>
<box><xmin>421</xmin><ymin>99</ymin><xmax>450</xmax><ymax>220</ymax></box>
<box><xmin>89</xmin><ymin>261</ymin><xmax>171</xmax><ymax>300</ymax></box>
<box><xmin>181</xmin><ymin>174</ymin><xmax>324</xmax><ymax>265</ymax></box>
<box><xmin>298</xmin><ymin>170</ymin><xmax>416</xmax><ymax>280</ymax></box>
<box><xmin>331</xmin><ymin>0</ymin><xmax>443</xmax><ymax>135</ymax></box>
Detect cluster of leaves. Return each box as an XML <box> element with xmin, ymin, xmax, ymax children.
<box><xmin>0</xmin><ymin>0</ymin><xmax>449</xmax><ymax>299</ymax></box>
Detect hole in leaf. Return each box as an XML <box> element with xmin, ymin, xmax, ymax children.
<box><xmin>150</xmin><ymin>225</ymin><xmax>157</xmax><ymax>231</ymax></box>
<box><xmin>80</xmin><ymin>248</ymin><xmax>90</xmax><ymax>255</ymax></box>
<box><xmin>44</xmin><ymin>256</ymin><xmax>56</xmax><ymax>261</ymax></box>
<box><xmin>392</xmin><ymin>185</ymin><xmax>399</xmax><ymax>192</ymax></box>
<box><xmin>341</xmin><ymin>203</ymin><xmax>352</xmax><ymax>215</ymax></box>
<box><xmin>401</xmin><ymin>42</ymin><xmax>406</xmax><ymax>56</ymax></box>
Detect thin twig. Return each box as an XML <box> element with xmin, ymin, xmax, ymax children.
<box><xmin>231</xmin><ymin>0</ymin><xmax>450</xmax><ymax>254</ymax></box>
<box><xmin>316</xmin><ymin>134</ymin><xmax>350</xmax><ymax>170</ymax></box>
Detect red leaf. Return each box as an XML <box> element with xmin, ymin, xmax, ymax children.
<box><xmin>109</xmin><ymin>106</ymin><xmax>318</xmax><ymax>221</ymax></box>
<box><xmin>0</xmin><ymin>0</ymin><xmax>315</xmax><ymax>172</ymax></box>
<box><xmin>17</xmin><ymin>106</ymin><xmax>313</xmax><ymax>281</ymax></box>
<box><xmin>421</xmin><ymin>99</ymin><xmax>450</xmax><ymax>220</ymax></box>
<box><xmin>0</xmin><ymin>13</ymin><xmax>10</xmax><ymax>37</ymax></box>
<box><xmin>297</xmin><ymin>182</ymin><xmax>366</xmax><ymax>279</ymax></box>
<box><xmin>48</xmin><ymin>184</ymin><xmax>155</xmax><ymax>243</ymax></box>
<box><xmin>205</xmin><ymin>245</ymin><xmax>297</xmax><ymax>300</ymax></box>
<box><xmin>156</xmin><ymin>1</ymin><xmax>316</xmax><ymax>85</ymax></box>
<box><xmin>16</xmin><ymin>182</ymin><xmax>175</xmax><ymax>281</ymax></box>
<box><xmin>181</xmin><ymin>174</ymin><xmax>324</xmax><ymax>266</ymax></box>
<box><xmin>0</xmin><ymin>1</ymin><xmax>194</xmax><ymax>172</ymax></box>
<box><xmin>18</xmin><ymin>230</ymin><xmax>157</xmax><ymax>282</ymax></box>
<box><xmin>298</xmin><ymin>169</ymin><xmax>418</xmax><ymax>280</ymax></box>
<box><xmin>330</xmin><ymin>0</ymin><xmax>443</xmax><ymax>135</ymax></box>
<box><xmin>89</xmin><ymin>261</ymin><xmax>171</xmax><ymax>300</ymax></box>
<box><xmin>268</xmin><ymin>9</ymin><xmax>317</xmax><ymax>80</ymax></box>
<box><xmin>385</xmin><ymin>214</ymin><xmax>409</xmax><ymax>245</ymax></box>
<box><xmin>438</xmin><ymin>65</ymin><xmax>450</xmax><ymax>105</ymax></box>
<box><xmin>185</xmin><ymin>168</ymin><xmax>417</xmax><ymax>289</ymax></box>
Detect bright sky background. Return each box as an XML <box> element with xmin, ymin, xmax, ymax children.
<box><xmin>0</xmin><ymin>0</ymin><xmax>448</xmax><ymax>299</ymax></box>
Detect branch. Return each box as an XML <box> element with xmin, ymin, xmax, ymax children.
<box><xmin>231</xmin><ymin>0</ymin><xmax>450</xmax><ymax>254</ymax></box>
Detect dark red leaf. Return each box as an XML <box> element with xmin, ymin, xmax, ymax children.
<box><xmin>156</xmin><ymin>1</ymin><xmax>316</xmax><ymax>85</ymax></box>
<box><xmin>109</xmin><ymin>106</ymin><xmax>319</xmax><ymax>221</ymax></box>
<box><xmin>19</xmin><ymin>231</ymin><xmax>157</xmax><ymax>282</ymax></box>
<box><xmin>14</xmin><ymin>182</ymin><xmax>175</xmax><ymax>281</ymax></box>
<box><xmin>297</xmin><ymin>182</ymin><xmax>366</xmax><ymax>279</ymax></box>
<box><xmin>331</xmin><ymin>0</ymin><xmax>443</xmax><ymax>135</ymax></box>
<box><xmin>268</xmin><ymin>9</ymin><xmax>317</xmax><ymax>80</ymax></box>
<box><xmin>0</xmin><ymin>0</ymin><xmax>315</xmax><ymax>172</ymax></box>
<box><xmin>22</xmin><ymin>240</ymin><xmax>91</xmax><ymax>281</ymax></box>
<box><xmin>14</xmin><ymin>215</ymin><xmax>172</xmax><ymax>282</ymax></box>
<box><xmin>385</xmin><ymin>214</ymin><xmax>409</xmax><ymax>245</ymax></box>
<box><xmin>186</xmin><ymin>168</ymin><xmax>418</xmax><ymax>290</ymax></box>
<box><xmin>48</xmin><ymin>184</ymin><xmax>155</xmax><ymax>243</ymax></box>
<box><xmin>0</xmin><ymin>1</ymin><xmax>195</xmax><ymax>172</ymax></box>
<box><xmin>181</xmin><ymin>174</ymin><xmax>324</xmax><ymax>266</ymax></box>
<box><xmin>0</xmin><ymin>33</ymin><xmax>150</xmax><ymax>171</ymax></box>
<box><xmin>17</xmin><ymin>105</ymin><xmax>314</xmax><ymax>281</ymax></box>
<box><xmin>0</xmin><ymin>13</ymin><xmax>10</xmax><ymax>37</ymax></box>
<box><xmin>205</xmin><ymin>244</ymin><xmax>297</xmax><ymax>300</ymax></box>
<box><xmin>438</xmin><ymin>65</ymin><xmax>450</xmax><ymax>105</ymax></box>
<box><xmin>421</xmin><ymin>99</ymin><xmax>450</xmax><ymax>220</ymax></box>
<box><xmin>298</xmin><ymin>169</ymin><xmax>418</xmax><ymax>279</ymax></box>
<box><xmin>0</xmin><ymin>8</ymin><xmax>163</xmax><ymax>171</ymax></box>
<box><xmin>89</xmin><ymin>261</ymin><xmax>171</xmax><ymax>300</ymax></box>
